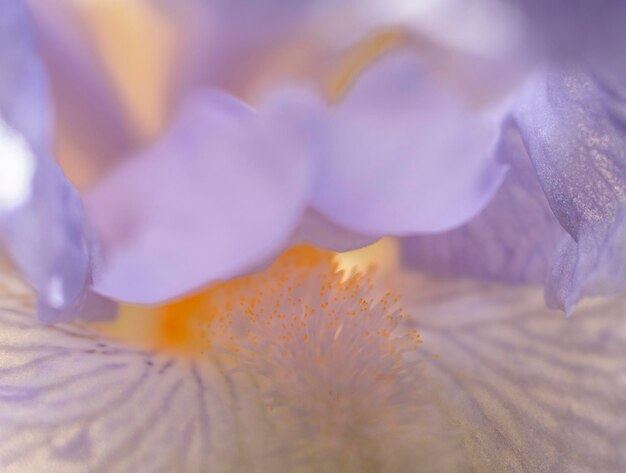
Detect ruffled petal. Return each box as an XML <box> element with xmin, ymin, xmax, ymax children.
<box><xmin>0</xmin><ymin>0</ymin><xmax>50</xmax><ymax>148</ymax></box>
<box><xmin>398</xmin><ymin>272</ymin><xmax>626</xmax><ymax>472</ymax></box>
<box><xmin>400</xmin><ymin>124</ymin><xmax>565</xmax><ymax>285</ymax></box>
<box><xmin>0</xmin><ymin>0</ymin><xmax>111</xmax><ymax>323</ymax></box>
<box><xmin>515</xmin><ymin>67</ymin><xmax>626</xmax><ymax>312</ymax></box>
<box><xmin>310</xmin><ymin>51</ymin><xmax>508</xmax><ymax>235</ymax></box>
<box><xmin>86</xmin><ymin>90</ymin><xmax>311</xmax><ymax>304</ymax></box>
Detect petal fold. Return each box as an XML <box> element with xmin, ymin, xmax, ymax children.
<box><xmin>398</xmin><ymin>272</ymin><xmax>626</xmax><ymax>473</ymax></box>
<box><xmin>310</xmin><ymin>51</ymin><xmax>507</xmax><ymax>235</ymax></box>
<box><xmin>401</xmin><ymin>124</ymin><xmax>564</xmax><ymax>285</ymax></box>
<box><xmin>0</xmin><ymin>0</ymin><xmax>109</xmax><ymax>322</ymax></box>
<box><xmin>515</xmin><ymin>68</ymin><xmax>626</xmax><ymax>311</ymax></box>
<box><xmin>86</xmin><ymin>91</ymin><xmax>311</xmax><ymax>304</ymax></box>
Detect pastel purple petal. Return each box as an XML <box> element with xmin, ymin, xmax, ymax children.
<box><xmin>0</xmin><ymin>0</ymin><xmax>50</xmax><ymax>148</ymax></box>
<box><xmin>310</xmin><ymin>51</ymin><xmax>507</xmax><ymax>236</ymax></box>
<box><xmin>401</xmin><ymin>125</ymin><xmax>565</xmax><ymax>285</ymax></box>
<box><xmin>0</xmin><ymin>0</ymin><xmax>111</xmax><ymax>322</ymax></box>
<box><xmin>515</xmin><ymin>68</ymin><xmax>626</xmax><ymax>312</ymax></box>
<box><xmin>255</xmin><ymin>87</ymin><xmax>378</xmax><ymax>253</ymax></box>
<box><xmin>86</xmin><ymin>91</ymin><xmax>310</xmax><ymax>304</ymax></box>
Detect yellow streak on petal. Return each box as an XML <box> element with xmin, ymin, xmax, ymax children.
<box><xmin>335</xmin><ymin>237</ymin><xmax>399</xmax><ymax>275</ymax></box>
<box><xmin>326</xmin><ymin>28</ymin><xmax>409</xmax><ymax>102</ymax></box>
<box><xmin>70</xmin><ymin>0</ymin><xmax>178</xmax><ymax>140</ymax></box>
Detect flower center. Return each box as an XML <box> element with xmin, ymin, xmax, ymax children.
<box><xmin>94</xmin><ymin>240</ymin><xmax>408</xmax><ymax>357</ymax></box>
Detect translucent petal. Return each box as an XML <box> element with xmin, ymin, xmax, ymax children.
<box><xmin>397</xmin><ymin>272</ymin><xmax>626</xmax><ymax>473</ymax></box>
<box><xmin>0</xmin><ymin>0</ymin><xmax>110</xmax><ymax>322</ymax></box>
<box><xmin>401</xmin><ymin>124</ymin><xmax>565</xmax><ymax>285</ymax></box>
<box><xmin>86</xmin><ymin>91</ymin><xmax>311</xmax><ymax>304</ymax></box>
<box><xmin>310</xmin><ymin>51</ymin><xmax>507</xmax><ymax>235</ymax></box>
<box><xmin>515</xmin><ymin>68</ymin><xmax>626</xmax><ymax>312</ymax></box>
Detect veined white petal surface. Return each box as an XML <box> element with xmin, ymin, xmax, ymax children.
<box><xmin>0</xmin><ymin>268</ymin><xmax>267</xmax><ymax>473</ymax></box>
<box><xmin>0</xmin><ymin>257</ymin><xmax>625</xmax><ymax>472</ymax></box>
<box><xmin>0</xmin><ymin>255</ymin><xmax>455</xmax><ymax>473</ymax></box>
<box><xmin>397</xmin><ymin>273</ymin><xmax>626</xmax><ymax>472</ymax></box>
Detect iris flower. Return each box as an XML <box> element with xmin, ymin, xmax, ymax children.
<box><xmin>0</xmin><ymin>0</ymin><xmax>625</xmax><ymax>472</ymax></box>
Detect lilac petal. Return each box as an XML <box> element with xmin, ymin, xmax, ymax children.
<box><xmin>515</xmin><ymin>68</ymin><xmax>626</xmax><ymax>312</ymax></box>
<box><xmin>310</xmin><ymin>51</ymin><xmax>507</xmax><ymax>236</ymax></box>
<box><xmin>86</xmin><ymin>90</ymin><xmax>310</xmax><ymax>304</ymax></box>
<box><xmin>255</xmin><ymin>87</ymin><xmax>379</xmax><ymax>253</ymax></box>
<box><xmin>398</xmin><ymin>272</ymin><xmax>626</xmax><ymax>472</ymax></box>
<box><xmin>0</xmin><ymin>0</ymin><xmax>111</xmax><ymax>322</ymax></box>
<box><xmin>401</xmin><ymin>124</ymin><xmax>565</xmax><ymax>285</ymax></box>
<box><xmin>0</xmin><ymin>0</ymin><xmax>51</xmax><ymax>148</ymax></box>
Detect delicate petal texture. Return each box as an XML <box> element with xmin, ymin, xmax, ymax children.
<box><xmin>0</xmin><ymin>0</ymin><xmax>50</xmax><ymax>147</ymax></box>
<box><xmin>515</xmin><ymin>68</ymin><xmax>626</xmax><ymax>311</ymax></box>
<box><xmin>86</xmin><ymin>91</ymin><xmax>310</xmax><ymax>304</ymax></box>
<box><xmin>401</xmin><ymin>125</ymin><xmax>565</xmax><ymax>284</ymax></box>
<box><xmin>398</xmin><ymin>273</ymin><xmax>626</xmax><ymax>473</ymax></box>
<box><xmin>0</xmin><ymin>258</ymin><xmax>456</xmax><ymax>473</ymax></box>
<box><xmin>310</xmin><ymin>51</ymin><xmax>507</xmax><ymax>235</ymax></box>
<box><xmin>1</xmin><ymin>261</ymin><xmax>625</xmax><ymax>472</ymax></box>
<box><xmin>0</xmin><ymin>0</ymin><xmax>111</xmax><ymax>322</ymax></box>
<box><xmin>0</xmin><ymin>271</ymin><xmax>267</xmax><ymax>473</ymax></box>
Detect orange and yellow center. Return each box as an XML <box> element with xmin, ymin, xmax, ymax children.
<box><xmin>94</xmin><ymin>239</ymin><xmax>407</xmax><ymax>357</ymax></box>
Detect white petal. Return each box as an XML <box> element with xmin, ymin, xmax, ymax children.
<box><xmin>398</xmin><ymin>273</ymin><xmax>626</xmax><ymax>472</ymax></box>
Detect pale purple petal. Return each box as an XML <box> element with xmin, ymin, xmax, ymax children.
<box><xmin>401</xmin><ymin>124</ymin><xmax>565</xmax><ymax>285</ymax></box>
<box><xmin>0</xmin><ymin>0</ymin><xmax>112</xmax><ymax>322</ymax></box>
<box><xmin>256</xmin><ymin>87</ymin><xmax>378</xmax><ymax>252</ymax></box>
<box><xmin>86</xmin><ymin>90</ymin><xmax>310</xmax><ymax>304</ymax></box>
<box><xmin>310</xmin><ymin>51</ymin><xmax>507</xmax><ymax>235</ymax></box>
<box><xmin>0</xmin><ymin>0</ymin><xmax>50</xmax><ymax>148</ymax></box>
<box><xmin>515</xmin><ymin>68</ymin><xmax>626</xmax><ymax>312</ymax></box>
